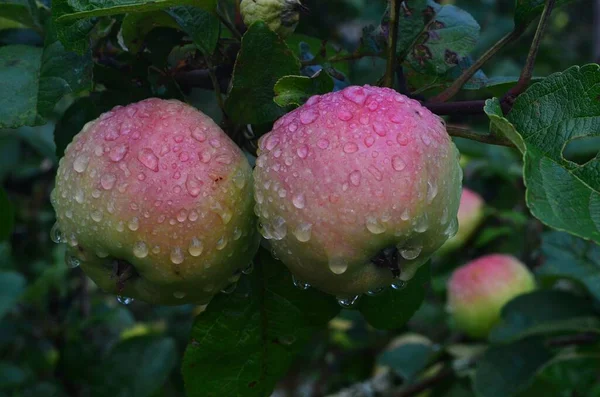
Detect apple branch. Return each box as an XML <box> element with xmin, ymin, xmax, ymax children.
<box><xmin>383</xmin><ymin>0</ymin><xmax>402</xmax><ymax>88</ymax></box>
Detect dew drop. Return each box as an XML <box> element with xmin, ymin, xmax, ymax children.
<box><xmin>343</xmin><ymin>142</ymin><xmax>359</xmax><ymax>154</ymax></box>
<box><xmin>128</xmin><ymin>217</ymin><xmax>139</xmax><ymax>231</ymax></box>
<box><xmin>396</xmin><ymin>132</ymin><xmax>409</xmax><ymax>146</ymax></box>
<box><xmin>50</xmin><ymin>223</ymin><xmax>64</xmax><ymax>243</ymax></box>
<box><xmin>117</xmin><ymin>296</ymin><xmax>134</xmax><ymax>305</ymax></box>
<box><xmin>73</xmin><ymin>154</ymin><xmax>89</xmax><ymax>173</ymax></box>
<box><xmin>173</xmin><ymin>291</ymin><xmax>186</xmax><ymax>299</ymax></box>
<box><xmin>299</xmin><ymin>109</ymin><xmax>319</xmax><ymax>124</ymax></box>
<box><xmin>270</xmin><ymin>217</ymin><xmax>287</xmax><ymax>240</ymax></box>
<box><xmin>185</xmin><ymin>174</ymin><xmax>203</xmax><ymax>197</ymax></box>
<box><xmin>364</xmin><ymin>136</ymin><xmax>375</xmax><ymax>147</ymax></box>
<box><xmin>293</xmin><ymin>222</ymin><xmax>312</xmax><ymax>242</ymax></box>
<box><xmin>292</xmin><ymin>275</ymin><xmax>311</xmax><ymax>290</ymax></box>
<box><xmin>366</xmin><ymin>216</ymin><xmax>386</xmax><ymax>234</ymax></box>
<box><xmin>367</xmin><ymin>99</ymin><xmax>379</xmax><ymax>111</ymax></box>
<box><xmin>421</xmin><ymin>134</ymin><xmax>432</xmax><ymax>146</ymax></box>
<box><xmin>349</xmin><ymin>170</ymin><xmax>362</xmax><ymax>186</ymax></box>
<box><xmin>100</xmin><ymin>173</ymin><xmax>116</xmax><ymax>190</ymax></box>
<box><xmin>288</xmin><ymin>123</ymin><xmax>298</xmax><ymax>132</ymax></box>
<box><xmin>221</xmin><ymin>282</ymin><xmax>237</xmax><ymax>294</ymax></box>
<box><xmin>372</xmin><ymin>122</ymin><xmax>386</xmax><ymax>136</ymax></box>
<box><xmin>137</xmin><ymin>148</ymin><xmax>159</xmax><ymax>171</ymax></box>
<box><xmin>367</xmin><ymin>165</ymin><xmax>383</xmax><ymax>181</ymax></box>
<box><xmin>388</xmin><ymin>113</ymin><xmax>403</xmax><ymax>124</ymax></box>
<box><xmin>91</xmin><ymin>210</ymin><xmax>103</xmax><ymax>222</ymax></box>
<box><xmin>177</xmin><ymin>209</ymin><xmax>187</xmax><ymax>223</ymax></box>
<box><xmin>366</xmin><ymin>287</ymin><xmax>384</xmax><ymax>296</ymax></box>
<box><xmin>426</xmin><ymin>181</ymin><xmax>438</xmax><ymax>203</ymax></box>
<box><xmin>296</xmin><ymin>144</ymin><xmax>309</xmax><ymax>159</ymax></box>
<box><xmin>133</xmin><ymin>241</ymin><xmax>148</xmax><ymax>258</ymax></box>
<box><xmin>216</xmin><ymin>237</ymin><xmax>228</xmax><ymax>250</ymax></box>
<box><xmin>215</xmin><ymin>154</ymin><xmax>232</xmax><ymax>164</ymax></box>
<box><xmin>170</xmin><ymin>247</ymin><xmax>184</xmax><ymax>264</ymax></box>
<box><xmin>109</xmin><ymin>143</ymin><xmax>128</xmax><ymax>162</ymax></box>
<box><xmin>188</xmin><ymin>237</ymin><xmax>203</xmax><ymax>256</ymax></box>
<box><xmin>328</xmin><ymin>258</ymin><xmax>348</xmax><ymax>275</ymax></box>
<box><xmin>317</xmin><ymin>139</ymin><xmax>330</xmax><ymax>149</ymax></box>
<box><xmin>191</xmin><ymin>127</ymin><xmax>207</xmax><ymax>142</ymax></box>
<box><xmin>65</xmin><ymin>253</ymin><xmax>81</xmax><ymax>268</ymax></box>
<box><xmin>337</xmin><ymin>109</ymin><xmax>353</xmax><ymax>121</ymax></box>
<box><xmin>337</xmin><ymin>295</ymin><xmax>359</xmax><ymax>308</ymax></box>
<box><xmin>233</xmin><ymin>227</ymin><xmax>242</xmax><ymax>240</ymax></box>
<box><xmin>96</xmin><ymin>249</ymin><xmax>109</xmax><ymax>258</ymax></box>
<box><xmin>179</xmin><ymin>152</ymin><xmax>190</xmax><ymax>162</ymax></box>
<box><xmin>415</xmin><ymin>214</ymin><xmax>429</xmax><ymax>233</ymax></box>
<box><xmin>74</xmin><ymin>189</ymin><xmax>84</xmax><ymax>204</ymax></box>
<box><xmin>209</xmin><ymin>138</ymin><xmax>221</xmax><ymax>148</ymax></box>
<box><xmin>188</xmin><ymin>210</ymin><xmax>199</xmax><ymax>222</ymax></box>
<box><xmin>292</xmin><ymin>193</ymin><xmax>306</xmax><ymax>209</ymax></box>
<box><xmin>400</xmin><ymin>246</ymin><xmax>422</xmax><ymax>260</ymax></box>
<box><xmin>391</xmin><ymin>280</ymin><xmax>406</xmax><ymax>290</ymax></box>
<box><xmin>199</xmin><ymin>150</ymin><xmax>212</xmax><ymax>163</ymax></box>
<box><xmin>392</xmin><ymin>156</ymin><xmax>406</xmax><ymax>171</ymax></box>
<box><xmin>242</xmin><ymin>261</ymin><xmax>254</xmax><ymax>275</ymax></box>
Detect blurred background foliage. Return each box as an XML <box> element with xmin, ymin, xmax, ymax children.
<box><xmin>1</xmin><ymin>0</ymin><xmax>599</xmax><ymax>396</ymax></box>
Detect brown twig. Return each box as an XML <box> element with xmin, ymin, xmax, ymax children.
<box><xmin>300</xmin><ymin>51</ymin><xmax>380</xmax><ymax>66</ymax></box>
<box><xmin>394</xmin><ymin>366</ymin><xmax>454</xmax><ymax>397</ymax></box>
<box><xmin>383</xmin><ymin>0</ymin><xmax>402</xmax><ymax>88</ymax></box>
<box><xmin>430</xmin><ymin>29</ymin><xmax>524</xmax><ymax>103</ymax></box>
<box><xmin>548</xmin><ymin>333</ymin><xmax>599</xmax><ymax>348</ymax></box>
<box><xmin>504</xmin><ymin>0</ymin><xmax>556</xmax><ymax>100</ymax></box>
<box><xmin>446</xmin><ymin>125</ymin><xmax>516</xmax><ymax>148</ymax></box>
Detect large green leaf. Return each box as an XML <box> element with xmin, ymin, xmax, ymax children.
<box><xmin>225</xmin><ymin>22</ymin><xmax>300</xmax><ymax>125</ymax></box>
<box><xmin>0</xmin><ymin>0</ymin><xmax>39</xmax><ymax>28</ymax></box>
<box><xmin>378</xmin><ymin>341</ymin><xmax>437</xmax><ymax>381</ymax></box>
<box><xmin>0</xmin><ymin>271</ymin><xmax>26</xmax><ymax>320</ymax></box>
<box><xmin>120</xmin><ymin>11</ymin><xmax>180</xmax><ymax>53</ymax></box>
<box><xmin>489</xmin><ymin>290</ymin><xmax>600</xmax><ymax>343</ymax></box>
<box><xmin>182</xmin><ymin>248</ymin><xmax>340</xmax><ymax>397</ymax></box>
<box><xmin>89</xmin><ymin>336</ymin><xmax>177</xmax><ymax>397</ymax></box>
<box><xmin>485</xmin><ymin>65</ymin><xmax>600</xmax><ymax>244</ymax></box>
<box><xmin>274</xmin><ymin>72</ymin><xmax>334</xmax><ymax>108</ymax></box>
<box><xmin>51</xmin><ymin>0</ymin><xmax>217</xmax><ymax>51</ymax></box>
<box><xmin>537</xmin><ymin>231</ymin><xmax>600</xmax><ymax>302</ymax></box>
<box><xmin>473</xmin><ymin>338</ymin><xmax>554</xmax><ymax>397</ymax></box>
<box><xmin>0</xmin><ymin>45</ymin><xmax>42</xmax><ymax>128</ymax></box>
<box><xmin>357</xmin><ymin>262</ymin><xmax>430</xmax><ymax>330</ymax></box>
<box><xmin>167</xmin><ymin>6</ymin><xmax>220</xmax><ymax>56</ymax></box>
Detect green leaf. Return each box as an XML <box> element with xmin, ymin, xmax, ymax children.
<box><xmin>537</xmin><ymin>231</ymin><xmax>600</xmax><ymax>302</ymax></box>
<box><xmin>490</xmin><ymin>290</ymin><xmax>600</xmax><ymax>344</ymax></box>
<box><xmin>473</xmin><ymin>338</ymin><xmax>554</xmax><ymax>397</ymax></box>
<box><xmin>120</xmin><ymin>11</ymin><xmax>180</xmax><ymax>53</ymax></box>
<box><xmin>0</xmin><ymin>0</ymin><xmax>38</xmax><ymax>28</ymax></box>
<box><xmin>0</xmin><ymin>271</ymin><xmax>26</xmax><ymax>320</ymax></box>
<box><xmin>182</xmin><ymin>248</ymin><xmax>340</xmax><ymax>397</ymax></box>
<box><xmin>0</xmin><ymin>362</ymin><xmax>26</xmax><ymax>388</ymax></box>
<box><xmin>225</xmin><ymin>22</ymin><xmax>301</xmax><ymax>125</ymax></box>
<box><xmin>167</xmin><ymin>6</ymin><xmax>220</xmax><ymax>56</ymax></box>
<box><xmin>357</xmin><ymin>262</ymin><xmax>430</xmax><ymax>330</ymax></box>
<box><xmin>484</xmin><ymin>65</ymin><xmax>600</xmax><ymax>244</ymax></box>
<box><xmin>395</xmin><ymin>0</ymin><xmax>479</xmax><ymax>75</ymax></box>
<box><xmin>0</xmin><ymin>187</ymin><xmax>14</xmax><ymax>241</ymax></box>
<box><xmin>514</xmin><ymin>0</ymin><xmax>578</xmax><ymax>29</ymax></box>
<box><xmin>89</xmin><ymin>336</ymin><xmax>177</xmax><ymax>397</ymax></box>
<box><xmin>378</xmin><ymin>342</ymin><xmax>436</xmax><ymax>380</ymax></box>
<box><xmin>274</xmin><ymin>72</ymin><xmax>334</xmax><ymax>107</ymax></box>
<box><xmin>0</xmin><ymin>45</ymin><xmax>42</xmax><ymax>128</ymax></box>
<box><xmin>51</xmin><ymin>0</ymin><xmax>217</xmax><ymax>51</ymax></box>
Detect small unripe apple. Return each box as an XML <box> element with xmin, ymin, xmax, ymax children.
<box><xmin>447</xmin><ymin>254</ymin><xmax>535</xmax><ymax>338</ymax></box>
<box><xmin>240</xmin><ymin>0</ymin><xmax>303</xmax><ymax>37</ymax></box>
<box><xmin>253</xmin><ymin>85</ymin><xmax>462</xmax><ymax>298</ymax></box>
<box><xmin>51</xmin><ymin>98</ymin><xmax>260</xmax><ymax>305</ymax></box>
<box><xmin>436</xmin><ymin>188</ymin><xmax>484</xmax><ymax>256</ymax></box>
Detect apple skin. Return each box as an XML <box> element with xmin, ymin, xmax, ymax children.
<box><xmin>51</xmin><ymin>98</ymin><xmax>260</xmax><ymax>305</ymax></box>
<box><xmin>436</xmin><ymin>188</ymin><xmax>485</xmax><ymax>256</ymax></box>
<box><xmin>447</xmin><ymin>254</ymin><xmax>536</xmax><ymax>338</ymax></box>
<box><xmin>253</xmin><ymin>85</ymin><xmax>462</xmax><ymax>297</ymax></box>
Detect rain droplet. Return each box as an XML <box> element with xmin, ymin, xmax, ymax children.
<box><xmin>415</xmin><ymin>214</ymin><xmax>429</xmax><ymax>233</ymax></box>
<box><xmin>421</xmin><ymin>134</ymin><xmax>432</xmax><ymax>146</ymax></box>
<box><xmin>337</xmin><ymin>110</ymin><xmax>353</xmax><ymax>121</ymax></box>
<box><xmin>292</xmin><ymin>275</ymin><xmax>311</xmax><ymax>290</ymax></box>
<box><xmin>170</xmin><ymin>247</ymin><xmax>184</xmax><ymax>264</ymax></box>
<box><xmin>293</xmin><ymin>222</ymin><xmax>312</xmax><ymax>242</ymax></box>
<box><xmin>328</xmin><ymin>258</ymin><xmax>348</xmax><ymax>275</ymax></box>
<box><xmin>109</xmin><ymin>143</ymin><xmax>128</xmax><ymax>162</ymax></box>
<box><xmin>96</xmin><ymin>249</ymin><xmax>109</xmax><ymax>258</ymax></box>
<box><xmin>349</xmin><ymin>170</ymin><xmax>362</xmax><ymax>186</ymax></box>
<box><xmin>65</xmin><ymin>253</ymin><xmax>81</xmax><ymax>268</ymax></box>
<box><xmin>364</xmin><ymin>136</ymin><xmax>375</xmax><ymax>147</ymax></box>
<box><xmin>366</xmin><ymin>287</ymin><xmax>384</xmax><ymax>296</ymax></box>
<box><xmin>292</xmin><ymin>193</ymin><xmax>306</xmax><ymax>209</ymax></box>
<box><xmin>367</xmin><ymin>165</ymin><xmax>383</xmax><ymax>181</ymax></box>
<box><xmin>388</xmin><ymin>113</ymin><xmax>403</xmax><ymax>124</ymax></box>
<box><xmin>296</xmin><ymin>145</ymin><xmax>309</xmax><ymax>159</ymax></box>
<box><xmin>174</xmin><ymin>134</ymin><xmax>184</xmax><ymax>143</ymax></box>
<box><xmin>233</xmin><ymin>227</ymin><xmax>242</xmax><ymax>240</ymax></box>
<box><xmin>128</xmin><ymin>217</ymin><xmax>139</xmax><ymax>231</ymax></box>
<box><xmin>400</xmin><ymin>246</ymin><xmax>422</xmax><ymax>260</ymax></box>
<box><xmin>50</xmin><ymin>223</ymin><xmax>64</xmax><ymax>243</ymax></box>
<box><xmin>100</xmin><ymin>173</ymin><xmax>116</xmax><ymax>190</ymax></box>
<box><xmin>242</xmin><ymin>261</ymin><xmax>254</xmax><ymax>275</ymax></box>
<box><xmin>188</xmin><ymin>238</ymin><xmax>203</xmax><ymax>256</ymax></box>
<box><xmin>288</xmin><ymin>123</ymin><xmax>298</xmax><ymax>132</ymax></box>
<box><xmin>215</xmin><ymin>154</ymin><xmax>232</xmax><ymax>164</ymax></box>
<box><xmin>216</xmin><ymin>237</ymin><xmax>228</xmax><ymax>250</ymax></box>
<box><xmin>343</xmin><ymin>142</ymin><xmax>359</xmax><ymax>154</ymax></box>
<box><xmin>137</xmin><ymin>148</ymin><xmax>159</xmax><ymax>171</ymax></box>
<box><xmin>185</xmin><ymin>174</ymin><xmax>203</xmax><ymax>197</ymax></box>
<box><xmin>209</xmin><ymin>138</ymin><xmax>221</xmax><ymax>148</ymax></box>
<box><xmin>367</xmin><ymin>99</ymin><xmax>379</xmax><ymax>111</ymax></box>
<box><xmin>343</xmin><ymin>86</ymin><xmax>368</xmax><ymax>105</ymax></box>
<box><xmin>299</xmin><ymin>109</ymin><xmax>319</xmax><ymax>124</ymax></box>
<box><xmin>117</xmin><ymin>296</ymin><xmax>134</xmax><ymax>305</ymax></box>
<box><xmin>179</xmin><ymin>152</ymin><xmax>190</xmax><ymax>162</ymax></box>
<box><xmin>426</xmin><ymin>181</ymin><xmax>438</xmax><ymax>203</ymax></box>
<box><xmin>391</xmin><ymin>280</ymin><xmax>406</xmax><ymax>290</ymax></box>
<box><xmin>372</xmin><ymin>122</ymin><xmax>386</xmax><ymax>136</ymax></box>
<box><xmin>366</xmin><ymin>216</ymin><xmax>386</xmax><ymax>234</ymax></box>
<box><xmin>221</xmin><ymin>282</ymin><xmax>237</xmax><ymax>294</ymax></box>
<box><xmin>199</xmin><ymin>150</ymin><xmax>212</xmax><ymax>163</ymax></box>
<box><xmin>337</xmin><ymin>295</ymin><xmax>359</xmax><ymax>308</ymax></box>
<box><xmin>73</xmin><ymin>154</ymin><xmax>89</xmax><ymax>173</ymax></box>
<box><xmin>75</xmin><ymin>188</ymin><xmax>84</xmax><ymax>204</ymax></box>
<box><xmin>173</xmin><ymin>291</ymin><xmax>186</xmax><ymax>299</ymax></box>
<box><xmin>133</xmin><ymin>241</ymin><xmax>148</xmax><ymax>258</ymax></box>
<box><xmin>191</xmin><ymin>127</ymin><xmax>207</xmax><ymax>142</ymax></box>
<box><xmin>392</xmin><ymin>156</ymin><xmax>406</xmax><ymax>171</ymax></box>
<box><xmin>91</xmin><ymin>210</ymin><xmax>103</xmax><ymax>222</ymax></box>
<box><xmin>396</xmin><ymin>132</ymin><xmax>409</xmax><ymax>146</ymax></box>
<box><xmin>270</xmin><ymin>217</ymin><xmax>287</xmax><ymax>240</ymax></box>
<box><xmin>317</xmin><ymin>139</ymin><xmax>330</xmax><ymax>149</ymax></box>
